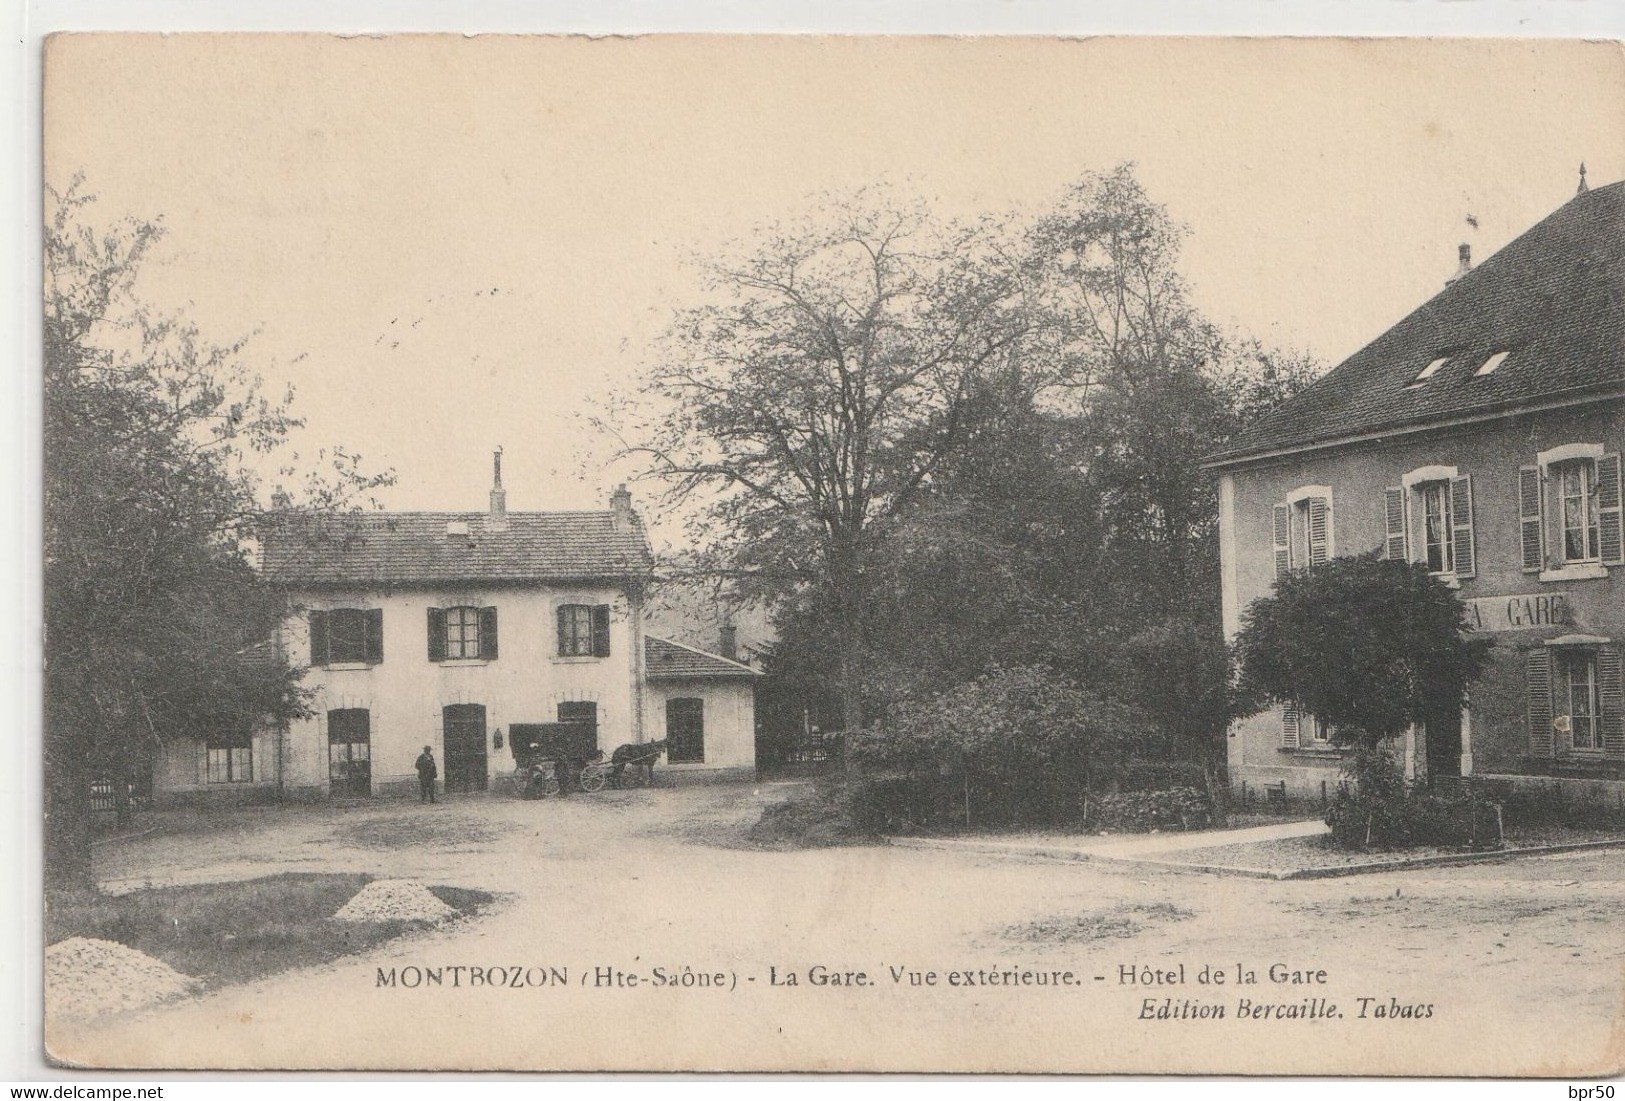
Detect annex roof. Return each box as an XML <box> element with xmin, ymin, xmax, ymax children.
<box><xmin>261</xmin><ymin>510</ymin><xmax>653</xmax><ymax>587</ymax></box>
<box><xmin>1207</xmin><ymin>180</ymin><xmax>1625</xmax><ymax>468</ymax></box>
<box><xmin>644</xmin><ymin>635</ymin><xmax>760</xmax><ymax>680</ymax></box>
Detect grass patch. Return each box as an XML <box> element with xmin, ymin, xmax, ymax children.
<box><xmin>1000</xmin><ymin>902</ymin><xmax>1195</xmax><ymax>945</ymax></box>
<box><xmin>46</xmin><ymin>873</ymin><xmax>494</xmax><ymax>990</ymax></box>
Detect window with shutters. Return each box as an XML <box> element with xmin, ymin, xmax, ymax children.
<box><xmin>1281</xmin><ymin>702</ymin><xmax>1334</xmax><ymax>750</ymax></box>
<box><xmin>556</xmin><ymin>603</ymin><xmax>611</xmax><ymax>658</ymax></box>
<box><xmin>1273</xmin><ymin>486</ymin><xmax>1334</xmax><ymax>577</ymax></box>
<box><xmin>1528</xmin><ymin>644</ymin><xmax>1624</xmax><ymax>761</ymax></box>
<box><xmin>1558</xmin><ymin>650</ymin><xmax>1601</xmax><ymax>753</ymax></box>
<box><xmin>1527</xmin><ymin>447</ymin><xmax>1622</xmax><ymax>579</ymax></box>
<box><xmin>1387</xmin><ymin>468</ymin><xmax>1475</xmax><ymax>580</ymax></box>
<box><xmin>309</xmin><ymin>608</ymin><xmax>383</xmax><ymax>666</ymax></box>
<box><xmin>427</xmin><ymin>605</ymin><xmax>497</xmax><ymax>662</ymax></box>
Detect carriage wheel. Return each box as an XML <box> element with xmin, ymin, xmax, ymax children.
<box><xmin>579</xmin><ymin>766</ymin><xmax>607</xmax><ymax>793</ymax></box>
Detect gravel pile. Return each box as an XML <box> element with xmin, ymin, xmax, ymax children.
<box><xmin>331</xmin><ymin>879</ymin><xmax>455</xmax><ymax>924</ymax></box>
<box><xmin>46</xmin><ymin>937</ymin><xmax>199</xmax><ymax>1021</ymax></box>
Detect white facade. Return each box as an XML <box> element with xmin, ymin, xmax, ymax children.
<box><xmin>643</xmin><ymin>679</ymin><xmax>757</xmax><ymax>778</ymax></box>
<box><xmin>157</xmin><ymin>583</ymin><xmax>647</xmax><ymax>800</ymax></box>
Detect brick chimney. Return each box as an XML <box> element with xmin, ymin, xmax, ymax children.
<box><xmin>488</xmin><ymin>448</ymin><xmax>508</xmax><ymax>532</ymax></box>
<box><xmin>719</xmin><ymin>624</ymin><xmax>738</xmax><ymax>661</ymax></box>
<box><xmin>610</xmin><ymin>484</ymin><xmax>633</xmax><ymax>532</ymax></box>
<box><xmin>1446</xmin><ymin>242</ymin><xmax>1471</xmax><ymax>286</ymax></box>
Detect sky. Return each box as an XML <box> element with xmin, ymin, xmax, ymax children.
<box><xmin>42</xmin><ymin>35</ymin><xmax>1625</xmax><ymax>537</ymax></box>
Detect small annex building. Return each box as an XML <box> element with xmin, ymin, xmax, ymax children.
<box><xmin>1206</xmin><ymin>175</ymin><xmax>1624</xmax><ymax>805</ymax></box>
<box><xmin>150</xmin><ymin>457</ymin><xmax>758</xmax><ymax>802</ymax></box>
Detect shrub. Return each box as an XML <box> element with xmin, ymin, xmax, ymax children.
<box><xmin>854</xmin><ymin>664</ymin><xmax>1156</xmax><ymax>828</ymax></box>
<box><xmin>1086</xmin><ymin>787</ymin><xmax>1211</xmax><ymax>832</ymax></box>
<box><xmin>746</xmin><ymin>782</ymin><xmax>884</xmax><ymax>848</ymax></box>
<box><xmin>1323</xmin><ymin>748</ymin><xmax>1488</xmax><ymax>850</ymax></box>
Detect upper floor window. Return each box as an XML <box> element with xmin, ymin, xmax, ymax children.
<box><xmin>1272</xmin><ymin>487</ymin><xmax>1333</xmax><ymax>577</ymax></box>
<box><xmin>309</xmin><ymin>608</ymin><xmax>383</xmax><ymax>666</ymax></box>
<box><xmin>1385</xmin><ymin>467</ymin><xmax>1475</xmax><ymax>579</ymax></box>
<box><xmin>427</xmin><ymin>606</ymin><xmax>497</xmax><ymax>661</ymax></box>
<box><xmin>1557</xmin><ymin>460</ymin><xmax>1601</xmax><ymax>564</ymax></box>
<box><xmin>1282</xmin><ymin>701</ymin><xmax>1333</xmax><ymax>750</ymax></box>
<box><xmin>557</xmin><ymin>603</ymin><xmax>611</xmax><ymax>658</ymax></box>
<box><xmin>1521</xmin><ymin>447</ymin><xmax>1622</xmax><ymax>577</ymax></box>
<box><xmin>1420</xmin><ymin>481</ymin><xmax>1454</xmax><ymax>573</ymax></box>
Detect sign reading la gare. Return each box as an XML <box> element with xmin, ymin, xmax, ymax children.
<box><xmin>1465</xmin><ymin>593</ymin><xmax>1573</xmax><ymax>633</ymax></box>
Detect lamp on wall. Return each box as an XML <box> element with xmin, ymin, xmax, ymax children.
<box><xmin>492</xmin><ymin>728</ymin><xmax>504</xmax><ymax>750</ymax></box>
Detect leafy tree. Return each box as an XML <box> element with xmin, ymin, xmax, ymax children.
<box><xmin>1233</xmin><ymin>553</ymin><xmax>1494</xmax><ymax>747</ymax></box>
<box><xmin>44</xmin><ymin>180</ymin><xmax>390</xmax><ymax>891</ymax></box>
<box><xmin>830</xmin><ymin>168</ymin><xmax>1317</xmax><ymax>770</ymax></box>
<box><xmin>622</xmin><ymin>168</ymin><xmax>1320</xmax><ymax>779</ymax></box>
<box><xmin>616</xmin><ymin>194</ymin><xmax>1035</xmax><ymax>739</ymax></box>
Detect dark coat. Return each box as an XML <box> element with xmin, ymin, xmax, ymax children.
<box><xmin>415</xmin><ymin>751</ymin><xmax>438</xmax><ymax>780</ymax></box>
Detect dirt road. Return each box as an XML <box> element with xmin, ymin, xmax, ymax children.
<box><xmin>49</xmin><ymin>784</ymin><xmax>1625</xmax><ymax>1075</ymax></box>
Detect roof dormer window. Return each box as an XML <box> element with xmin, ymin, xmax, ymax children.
<box><xmin>1411</xmin><ymin>356</ymin><xmax>1450</xmax><ymax>384</ymax></box>
<box><xmin>1474</xmin><ymin>350</ymin><xmax>1510</xmax><ymax>376</ymax></box>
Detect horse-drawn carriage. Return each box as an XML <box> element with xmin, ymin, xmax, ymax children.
<box><xmin>507</xmin><ymin>723</ymin><xmax>667</xmax><ymax>797</ymax></box>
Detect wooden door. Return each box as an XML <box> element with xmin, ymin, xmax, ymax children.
<box><xmin>442</xmin><ymin>704</ymin><xmax>489</xmax><ymax>793</ymax></box>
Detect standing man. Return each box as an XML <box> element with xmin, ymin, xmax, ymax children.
<box><xmin>415</xmin><ymin>744</ymin><xmax>438</xmax><ymax>804</ymax></box>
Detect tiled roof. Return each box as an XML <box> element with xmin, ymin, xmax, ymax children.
<box><xmin>1208</xmin><ymin>181</ymin><xmax>1625</xmax><ymax>466</ymax></box>
<box><xmin>645</xmin><ymin>636</ymin><xmax>760</xmax><ymax>680</ymax></box>
<box><xmin>261</xmin><ymin>510</ymin><xmax>653</xmax><ymax>586</ymax></box>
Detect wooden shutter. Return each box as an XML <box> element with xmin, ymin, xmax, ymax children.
<box><xmin>365</xmin><ymin>608</ymin><xmax>384</xmax><ymax>664</ymax></box>
<box><xmin>308</xmin><ymin>610</ymin><xmax>329</xmax><ymax>666</ymax></box>
<box><xmin>1272</xmin><ymin>504</ymin><xmax>1290</xmax><ymax>577</ymax></box>
<box><xmin>591</xmin><ymin>604</ymin><xmax>612</xmax><ymax>657</ymax></box>
<box><xmin>1519</xmin><ymin>465</ymin><xmax>1544</xmax><ymax>573</ymax></box>
<box><xmin>426</xmin><ymin>607</ymin><xmax>447</xmax><ymax>662</ymax></box>
<box><xmin>1598</xmin><ymin>453</ymin><xmax>1623</xmax><ymax>566</ymax></box>
<box><xmin>1527</xmin><ymin>648</ymin><xmax>1554</xmax><ymax>758</ymax></box>
<box><xmin>1449</xmin><ymin>474</ymin><xmax>1476</xmax><ymax>579</ymax></box>
<box><xmin>478</xmin><ymin>606</ymin><xmax>499</xmax><ymax>660</ymax></box>
<box><xmin>1600</xmin><ymin>647</ymin><xmax>1624</xmax><ymax>759</ymax></box>
<box><xmin>1281</xmin><ymin>701</ymin><xmax>1300</xmax><ymax>749</ymax></box>
<box><xmin>1306</xmin><ymin>497</ymin><xmax>1330</xmax><ymax>567</ymax></box>
<box><xmin>556</xmin><ymin>606</ymin><xmax>570</xmax><ymax>656</ymax></box>
<box><xmin>1383</xmin><ymin>487</ymin><xmax>1407</xmax><ymax>561</ymax></box>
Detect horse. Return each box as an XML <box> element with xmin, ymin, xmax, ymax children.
<box><xmin>610</xmin><ymin>738</ymin><xmax>668</xmax><ymax>788</ymax></box>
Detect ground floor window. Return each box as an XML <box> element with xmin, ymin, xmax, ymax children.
<box><xmin>1557</xmin><ymin>651</ymin><xmax>1601</xmax><ymax>753</ymax></box>
<box><xmin>666</xmin><ymin>697</ymin><xmax>705</xmax><ymax>763</ymax></box>
<box><xmin>207</xmin><ymin>730</ymin><xmax>253</xmax><ymax>784</ymax></box>
<box><xmin>1528</xmin><ymin>645</ymin><xmax>1623</xmax><ymax>760</ymax></box>
<box><xmin>328</xmin><ymin>708</ymin><xmax>372</xmax><ymax>795</ymax></box>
